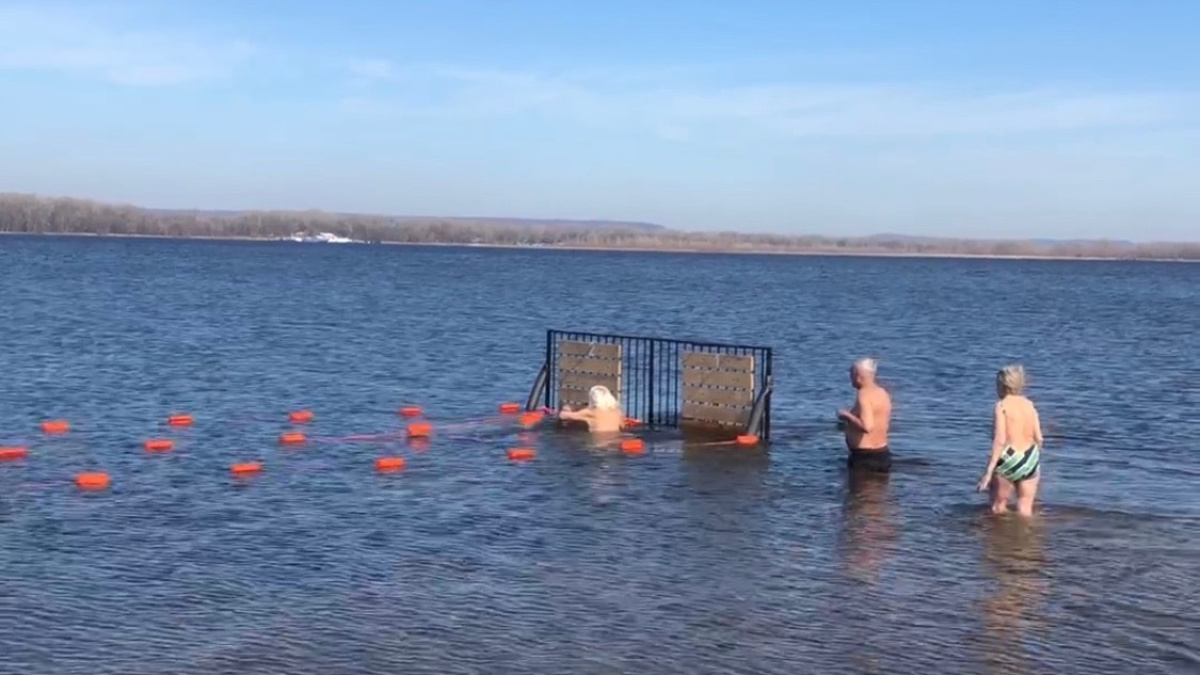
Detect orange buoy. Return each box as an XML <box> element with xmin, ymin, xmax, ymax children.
<box><xmin>375</xmin><ymin>456</ymin><xmax>406</xmax><ymax>472</ymax></box>
<box><xmin>507</xmin><ymin>447</ymin><xmax>536</xmax><ymax>461</ymax></box>
<box><xmin>0</xmin><ymin>447</ymin><xmax>29</xmax><ymax>461</ymax></box>
<box><xmin>230</xmin><ymin>461</ymin><xmax>263</xmax><ymax>475</ymax></box>
<box><xmin>279</xmin><ymin>431</ymin><xmax>306</xmax><ymax>445</ymax></box>
<box><xmin>167</xmin><ymin>414</ymin><xmax>194</xmax><ymax>427</ymax></box>
<box><xmin>620</xmin><ymin>438</ymin><xmax>645</xmax><ymax>454</ymax></box>
<box><xmin>736</xmin><ymin>434</ymin><xmax>759</xmax><ymax>446</ymax></box>
<box><xmin>143</xmin><ymin>439</ymin><xmax>174</xmax><ymax>452</ymax></box>
<box><xmin>624</xmin><ymin>417</ymin><xmax>643</xmax><ymax>428</ymax></box>
<box><xmin>75</xmin><ymin>472</ymin><xmax>111</xmax><ymax>490</ymax></box>
<box><xmin>499</xmin><ymin>402</ymin><xmax>522</xmax><ymax>414</ymax></box>
<box><xmin>406</xmin><ymin>422</ymin><xmax>432</xmax><ymax>438</ymax></box>
<box><xmin>41</xmin><ymin>420</ymin><xmax>70</xmax><ymax>434</ymax></box>
<box><xmin>289</xmin><ymin>410</ymin><xmax>315</xmax><ymax>424</ymax></box>
<box><xmin>398</xmin><ymin>406</ymin><xmax>423</xmax><ymax>418</ymax></box>
<box><xmin>519</xmin><ymin>411</ymin><xmax>543</xmax><ymax>428</ymax></box>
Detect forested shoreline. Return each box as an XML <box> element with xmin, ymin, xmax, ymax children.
<box><xmin>2</xmin><ymin>193</ymin><xmax>1196</xmax><ymax>260</ymax></box>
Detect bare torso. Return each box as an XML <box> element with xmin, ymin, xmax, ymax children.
<box><xmin>996</xmin><ymin>395</ymin><xmax>1042</xmax><ymax>449</ymax></box>
<box><xmin>560</xmin><ymin>406</ymin><xmax>624</xmax><ymax>434</ymax></box>
<box><xmin>588</xmin><ymin>408</ymin><xmax>624</xmax><ymax>434</ymax></box>
<box><xmin>844</xmin><ymin>384</ymin><xmax>892</xmax><ymax>451</ymax></box>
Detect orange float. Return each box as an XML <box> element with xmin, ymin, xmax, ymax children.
<box><xmin>41</xmin><ymin>420</ymin><xmax>70</xmax><ymax>434</ymax></box>
<box><xmin>519</xmin><ymin>411</ymin><xmax>543</xmax><ymax>428</ymax></box>
<box><xmin>289</xmin><ymin>410</ymin><xmax>315</xmax><ymax>424</ymax></box>
<box><xmin>143</xmin><ymin>439</ymin><xmax>174</xmax><ymax>452</ymax></box>
<box><xmin>406</xmin><ymin>422</ymin><xmax>432</xmax><ymax>438</ymax></box>
<box><xmin>735</xmin><ymin>435</ymin><xmax>759</xmax><ymax>446</ymax></box>
<box><xmin>375</xmin><ymin>456</ymin><xmax>406</xmax><ymax>472</ymax></box>
<box><xmin>620</xmin><ymin>438</ymin><xmax>645</xmax><ymax>454</ymax></box>
<box><xmin>167</xmin><ymin>414</ymin><xmax>194</xmax><ymax>427</ymax></box>
<box><xmin>398</xmin><ymin>406</ymin><xmax>423</xmax><ymax>418</ymax></box>
<box><xmin>498</xmin><ymin>402</ymin><xmax>522</xmax><ymax>414</ymax></box>
<box><xmin>507</xmin><ymin>447</ymin><xmax>536</xmax><ymax>461</ymax></box>
<box><xmin>0</xmin><ymin>447</ymin><xmax>29</xmax><ymax>461</ymax></box>
<box><xmin>279</xmin><ymin>431</ymin><xmax>307</xmax><ymax>445</ymax></box>
<box><xmin>75</xmin><ymin>472</ymin><xmax>111</xmax><ymax>490</ymax></box>
<box><xmin>230</xmin><ymin>462</ymin><xmax>263</xmax><ymax>475</ymax></box>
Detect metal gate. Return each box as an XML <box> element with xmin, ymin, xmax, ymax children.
<box><xmin>523</xmin><ymin>329</ymin><xmax>774</xmax><ymax>441</ymax></box>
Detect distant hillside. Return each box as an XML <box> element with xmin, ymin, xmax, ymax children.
<box><xmin>2</xmin><ymin>193</ymin><xmax>1197</xmax><ymax>261</ymax></box>
<box><xmin>144</xmin><ymin>207</ymin><xmax>667</xmax><ymax>233</ymax></box>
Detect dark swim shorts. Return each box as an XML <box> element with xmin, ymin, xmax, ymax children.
<box><xmin>847</xmin><ymin>447</ymin><xmax>893</xmax><ymax>473</ymax></box>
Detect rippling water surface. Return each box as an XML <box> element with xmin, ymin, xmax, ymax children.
<box><xmin>1</xmin><ymin>236</ymin><xmax>1197</xmax><ymax>674</ymax></box>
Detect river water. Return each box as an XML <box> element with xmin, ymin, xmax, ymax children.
<box><xmin>0</xmin><ymin>236</ymin><xmax>1197</xmax><ymax>674</ymax></box>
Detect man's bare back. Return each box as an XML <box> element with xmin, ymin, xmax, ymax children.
<box><xmin>838</xmin><ymin>358</ymin><xmax>893</xmax><ymax>473</ymax></box>
<box><xmin>843</xmin><ymin>384</ymin><xmax>891</xmax><ymax>451</ymax></box>
<box><xmin>560</xmin><ymin>406</ymin><xmax>623</xmax><ymax>434</ymax></box>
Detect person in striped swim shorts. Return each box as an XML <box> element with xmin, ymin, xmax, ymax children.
<box><xmin>977</xmin><ymin>364</ymin><xmax>1045</xmax><ymax>516</ymax></box>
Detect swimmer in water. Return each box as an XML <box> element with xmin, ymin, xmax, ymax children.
<box><xmin>838</xmin><ymin>357</ymin><xmax>893</xmax><ymax>473</ymax></box>
<box><xmin>558</xmin><ymin>385</ymin><xmax>624</xmax><ymax>434</ymax></box>
<box><xmin>977</xmin><ymin>364</ymin><xmax>1044</xmax><ymax>517</ymax></box>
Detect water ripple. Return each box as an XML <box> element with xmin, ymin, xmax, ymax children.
<box><xmin>0</xmin><ymin>238</ymin><xmax>1197</xmax><ymax>674</ymax></box>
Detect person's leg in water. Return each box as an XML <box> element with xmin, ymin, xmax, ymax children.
<box><xmin>990</xmin><ymin>476</ymin><xmax>1013</xmax><ymax>514</ymax></box>
<box><xmin>1015</xmin><ymin>474</ymin><xmax>1040</xmax><ymax>517</ymax></box>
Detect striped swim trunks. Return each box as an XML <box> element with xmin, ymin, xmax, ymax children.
<box><xmin>995</xmin><ymin>445</ymin><xmax>1041</xmax><ymax>483</ymax></box>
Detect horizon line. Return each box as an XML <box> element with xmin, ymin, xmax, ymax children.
<box><xmin>4</xmin><ymin>191</ymin><xmax>1198</xmax><ymax>246</ymax></box>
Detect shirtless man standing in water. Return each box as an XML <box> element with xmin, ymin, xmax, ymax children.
<box><xmin>558</xmin><ymin>385</ymin><xmax>624</xmax><ymax>435</ymax></box>
<box><xmin>838</xmin><ymin>358</ymin><xmax>893</xmax><ymax>473</ymax></box>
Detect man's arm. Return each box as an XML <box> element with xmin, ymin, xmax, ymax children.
<box><xmin>559</xmin><ymin>408</ymin><xmax>592</xmax><ymax>422</ymax></box>
<box><xmin>838</xmin><ymin>391</ymin><xmax>875</xmax><ymax>433</ymax></box>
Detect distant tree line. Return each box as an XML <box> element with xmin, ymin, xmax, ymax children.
<box><xmin>1</xmin><ymin>193</ymin><xmax>1197</xmax><ymax>260</ymax></box>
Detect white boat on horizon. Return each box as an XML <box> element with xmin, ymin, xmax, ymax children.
<box><xmin>289</xmin><ymin>231</ymin><xmax>358</xmax><ymax>244</ymax></box>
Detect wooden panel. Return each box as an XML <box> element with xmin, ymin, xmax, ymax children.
<box><xmin>681</xmin><ymin>352</ymin><xmax>755</xmax><ymax>372</ymax></box>
<box><xmin>558</xmin><ymin>387</ymin><xmax>591</xmax><ymax>409</ymax></box>
<box><xmin>558</xmin><ymin>371</ymin><xmax>620</xmax><ymax>392</ymax></box>
<box><xmin>682</xmin><ymin>368</ymin><xmax>755</xmax><ymax>390</ymax></box>
<box><xmin>557</xmin><ymin>354</ymin><xmax>622</xmax><ymax>376</ymax></box>
<box><xmin>558</xmin><ymin>384</ymin><xmax>620</xmax><ymax>408</ymax></box>
<box><xmin>681</xmin><ymin>402</ymin><xmax>750</xmax><ymax>426</ymax></box>
<box><xmin>559</xmin><ymin>341</ymin><xmax>621</xmax><ymax>359</ymax></box>
<box><xmin>682</xmin><ymin>384</ymin><xmax>754</xmax><ymax>406</ymax></box>
<box><xmin>556</xmin><ymin>340</ymin><xmax>622</xmax><ymax>410</ymax></box>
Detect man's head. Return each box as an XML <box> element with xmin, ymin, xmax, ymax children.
<box><xmin>588</xmin><ymin>385</ymin><xmax>620</xmax><ymax>410</ymax></box>
<box><xmin>849</xmin><ymin>357</ymin><xmax>877</xmax><ymax>389</ymax></box>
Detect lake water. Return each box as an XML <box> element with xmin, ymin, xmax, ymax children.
<box><xmin>0</xmin><ymin>236</ymin><xmax>1197</xmax><ymax>675</ymax></box>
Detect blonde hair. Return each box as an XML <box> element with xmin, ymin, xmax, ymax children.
<box><xmin>996</xmin><ymin>364</ymin><xmax>1027</xmax><ymax>396</ymax></box>
<box><xmin>588</xmin><ymin>385</ymin><xmax>620</xmax><ymax>410</ymax></box>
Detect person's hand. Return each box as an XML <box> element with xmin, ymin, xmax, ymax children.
<box><xmin>836</xmin><ymin>408</ymin><xmax>851</xmax><ymax>420</ymax></box>
<box><xmin>976</xmin><ymin>472</ymin><xmax>993</xmax><ymax>493</ymax></box>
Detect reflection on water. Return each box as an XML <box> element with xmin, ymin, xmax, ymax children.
<box><xmin>977</xmin><ymin>515</ymin><xmax>1050</xmax><ymax>675</ymax></box>
<box><xmin>838</xmin><ymin>469</ymin><xmax>897</xmax><ymax>585</ymax></box>
<box><xmin>1</xmin><ymin>238</ymin><xmax>1198</xmax><ymax>674</ymax></box>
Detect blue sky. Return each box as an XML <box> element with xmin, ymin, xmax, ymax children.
<box><xmin>1</xmin><ymin>0</ymin><xmax>1198</xmax><ymax>241</ymax></box>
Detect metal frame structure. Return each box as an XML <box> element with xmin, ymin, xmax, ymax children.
<box><xmin>524</xmin><ymin>329</ymin><xmax>774</xmax><ymax>442</ymax></box>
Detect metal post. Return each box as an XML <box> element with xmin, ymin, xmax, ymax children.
<box><xmin>647</xmin><ymin>339</ymin><xmax>655</xmax><ymax>426</ymax></box>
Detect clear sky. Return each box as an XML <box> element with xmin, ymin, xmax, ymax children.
<box><xmin>1</xmin><ymin>1</ymin><xmax>1198</xmax><ymax>241</ymax></box>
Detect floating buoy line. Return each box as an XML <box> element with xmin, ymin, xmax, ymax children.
<box><xmin>0</xmin><ymin>402</ymin><xmax>756</xmax><ymax>492</ymax></box>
